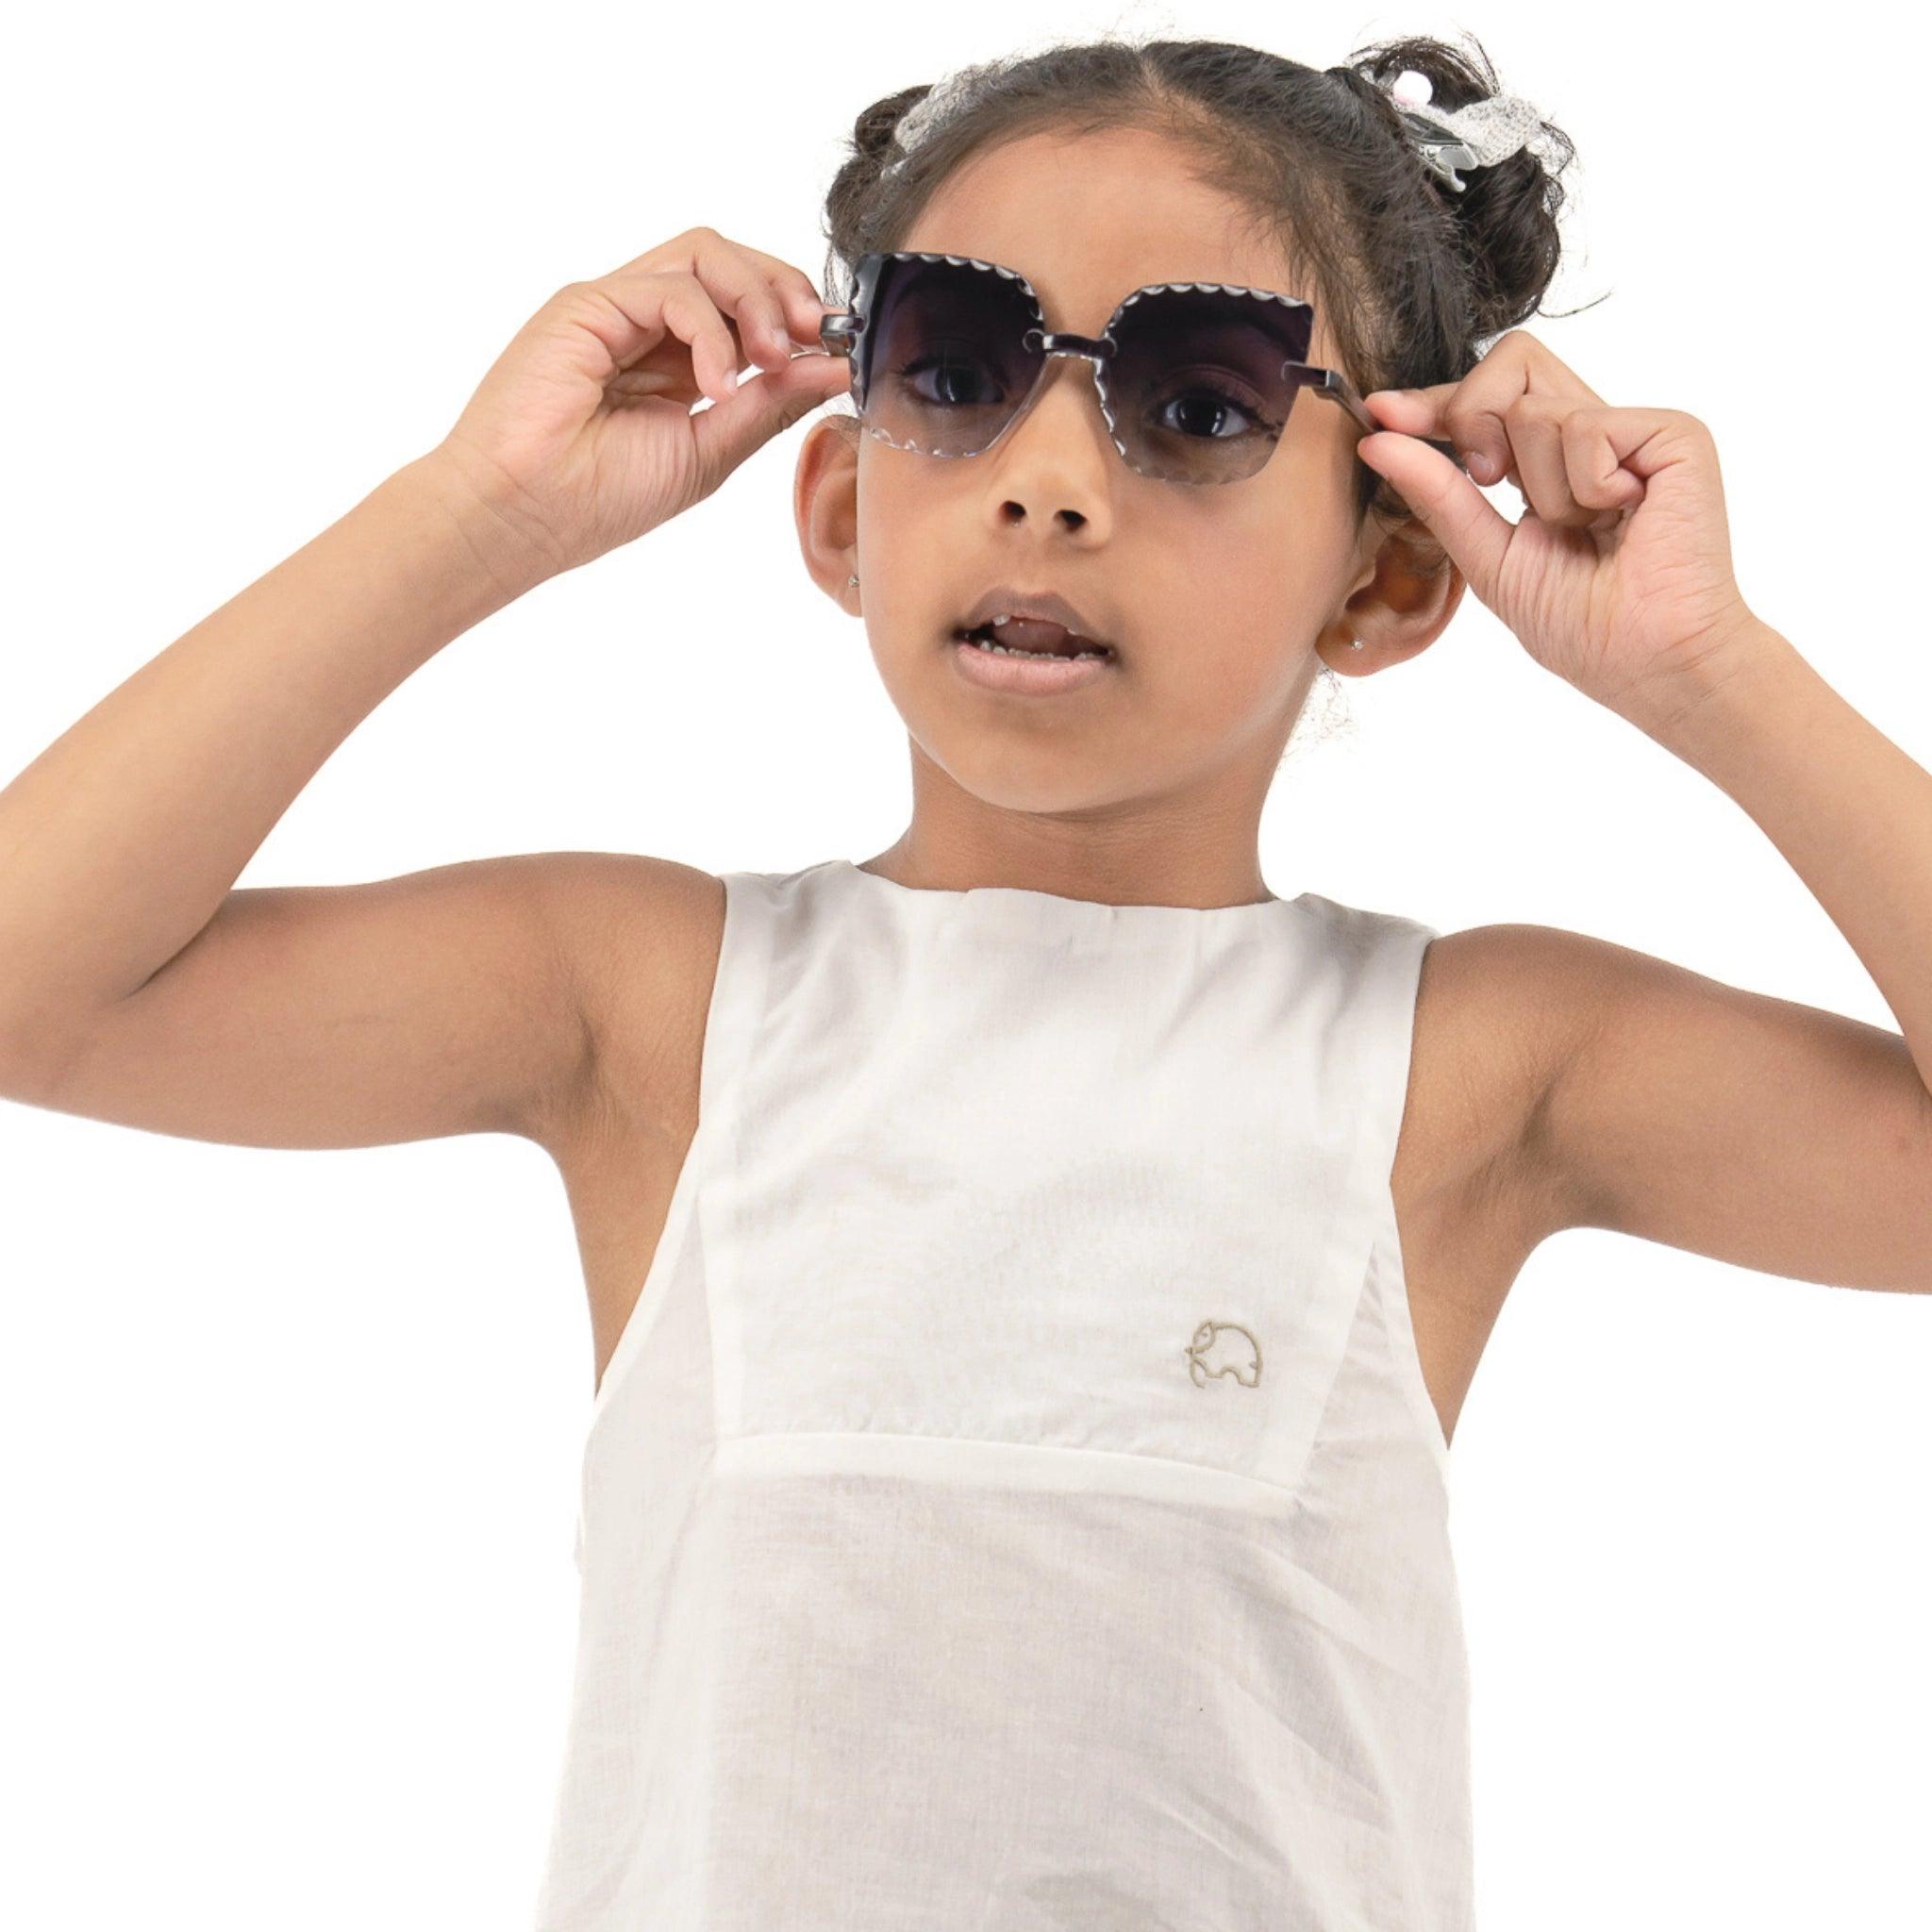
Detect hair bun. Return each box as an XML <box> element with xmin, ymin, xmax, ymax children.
<box><xmin>1345</xmin><ymin>38</ymin><xmax>1575</xmax><ymax>341</ymax></box>
<box><xmin>854</xmin><ymin>84</ymin><xmax>933</xmax><ymax>168</ymax></box>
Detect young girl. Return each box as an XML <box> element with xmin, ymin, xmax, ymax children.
<box><xmin>3</xmin><ymin>28</ymin><xmax>1926</xmax><ymax>1932</ymax></box>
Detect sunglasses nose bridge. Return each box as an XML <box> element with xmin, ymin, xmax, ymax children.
<box><xmin>1028</xmin><ymin>329</ymin><xmax>1114</xmax><ymax>380</ymax></box>
<box><xmin>1009</xmin><ymin>329</ymin><xmax>1117</xmax><ymax>434</ymax></box>
<box><xmin>958</xmin><ymin>323</ymin><xmax>1152</xmax><ymax>480</ymax></box>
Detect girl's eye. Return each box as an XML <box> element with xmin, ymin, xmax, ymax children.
<box><xmin>892</xmin><ymin>351</ymin><xmax>1005</xmax><ymax>408</ymax></box>
<box><xmin>1148</xmin><ymin>380</ymin><xmax>1272</xmax><ymax>441</ymax></box>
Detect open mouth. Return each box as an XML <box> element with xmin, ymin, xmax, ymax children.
<box><xmin>951</xmin><ymin>621</ymin><xmax>1117</xmax><ymax>664</ymax></box>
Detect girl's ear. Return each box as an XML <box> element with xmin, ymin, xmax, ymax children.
<box><xmin>793</xmin><ymin>416</ymin><xmax>864</xmax><ymax>610</ymax></box>
<box><xmin>1375</xmin><ymin>499</ymin><xmax>1456</xmax><ymax>586</ymax></box>
<box><xmin>1334</xmin><ymin>521</ymin><xmax>1468</xmax><ymax>671</ymax></box>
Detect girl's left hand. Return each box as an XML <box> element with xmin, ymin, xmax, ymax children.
<box><xmin>1357</xmin><ymin>332</ymin><xmax>1760</xmax><ymax>723</ymax></box>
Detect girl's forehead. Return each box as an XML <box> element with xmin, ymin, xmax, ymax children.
<box><xmin>904</xmin><ymin>146</ymin><xmax>1313</xmax><ymax>323</ymax></box>
<box><xmin>885</xmin><ymin>240</ymin><xmax>1319</xmax><ymax>345</ymax></box>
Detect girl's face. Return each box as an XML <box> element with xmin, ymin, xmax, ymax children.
<box><xmin>794</xmin><ymin>124</ymin><xmax>1461</xmax><ymax>884</ymax></box>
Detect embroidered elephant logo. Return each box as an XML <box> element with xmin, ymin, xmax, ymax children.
<box><xmin>1183</xmin><ymin>1320</ymin><xmax>1263</xmax><ymax>1390</ymax></box>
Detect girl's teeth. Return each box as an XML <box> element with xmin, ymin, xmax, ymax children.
<box><xmin>965</xmin><ymin>629</ymin><xmax>1108</xmax><ymax>662</ymax></box>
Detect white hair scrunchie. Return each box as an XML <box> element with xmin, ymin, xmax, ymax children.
<box><xmin>1374</xmin><ymin>66</ymin><xmax>1562</xmax><ymax>194</ymax></box>
<box><xmin>880</xmin><ymin>70</ymin><xmax>981</xmax><ymax>179</ymax></box>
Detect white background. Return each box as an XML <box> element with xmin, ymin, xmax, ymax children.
<box><xmin>3</xmin><ymin>2</ymin><xmax>1927</xmax><ymax>1926</ymax></box>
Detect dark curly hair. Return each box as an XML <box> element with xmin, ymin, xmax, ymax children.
<box><xmin>819</xmin><ymin>29</ymin><xmax>1593</xmax><ymax>579</ymax></box>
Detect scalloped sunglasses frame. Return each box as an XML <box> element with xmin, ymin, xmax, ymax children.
<box><xmin>818</xmin><ymin>249</ymin><xmax>1463</xmax><ymax>483</ymax></box>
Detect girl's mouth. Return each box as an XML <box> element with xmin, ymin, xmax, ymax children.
<box><xmin>949</xmin><ymin>625</ymin><xmax>1119</xmax><ymax>696</ymax></box>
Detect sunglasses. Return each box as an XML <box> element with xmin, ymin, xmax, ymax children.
<box><xmin>818</xmin><ymin>249</ymin><xmax>1463</xmax><ymax>486</ymax></box>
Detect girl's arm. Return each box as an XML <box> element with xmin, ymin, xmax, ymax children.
<box><xmin>0</xmin><ymin>454</ymin><xmax>609</xmax><ymax>1150</ymax></box>
<box><xmin>1506</xmin><ymin>625</ymin><xmax>1932</xmax><ymax>1289</ymax></box>
<box><xmin>1357</xmin><ymin>343</ymin><xmax>1932</xmax><ymax>1294</ymax></box>
<box><xmin>0</xmin><ymin>232</ymin><xmax>841</xmax><ymax>1155</ymax></box>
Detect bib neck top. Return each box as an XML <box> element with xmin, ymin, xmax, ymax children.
<box><xmin>531</xmin><ymin>858</ymin><xmax>1472</xmax><ymax>1931</ymax></box>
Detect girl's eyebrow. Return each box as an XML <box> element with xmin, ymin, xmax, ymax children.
<box><xmin>942</xmin><ymin>256</ymin><xmax>1305</xmax><ymax>325</ymax></box>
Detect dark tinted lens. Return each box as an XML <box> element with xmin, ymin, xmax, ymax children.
<box><xmin>860</xmin><ymin>257</ymin><xmax>1042</xmax><ymax>456</ymax></box>
<box><xmin>1107</xmin><ymin>287</ymin><xmax>1313</xmax><ymax>482</ymax></box>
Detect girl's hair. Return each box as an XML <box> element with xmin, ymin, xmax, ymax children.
<box><xmin>819</xmin><ymin>30</ymin><xmax>1588</xmax><ymax>579</ymax></box>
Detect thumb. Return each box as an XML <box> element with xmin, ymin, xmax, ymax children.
<box><xmin>691</xmin><ymin>352</ymin><xmax>853</xmax><ymax>478</ymax></box>
<box><xmin>1357</xmin><ymin>432</ymin><xmax>1515</xmax><ymax>609</ymax></box>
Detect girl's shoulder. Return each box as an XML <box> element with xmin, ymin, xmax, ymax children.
<box><xmin>1390</xmin><ymin>921</ymin><xmax>1611</xmax><ymax>1447</ymax></box>
<box><xmin>1416</xmin><ymin>917</ymin><xmax>1932</xmax><ymax>1299</ymax></box>
<box><xmin>1403</xmin><ymin>922</ymin><xmax>1588</xmax><ymax>1241</ymax></box>
<box><xmin>531</xmin><ymin>851</ymin><xmax>726</xmax><ymax>1159</ymax></box>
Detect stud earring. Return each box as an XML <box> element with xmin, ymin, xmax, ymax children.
<box><xmin>1350</xmin><ymin>639</ymin><xmax>1364</xmax><ymax>651</ymax></box>
<box><xmin>848</xmin><ymin>574</ymin><xmax>858</xmax><ymax>587</ymax></box>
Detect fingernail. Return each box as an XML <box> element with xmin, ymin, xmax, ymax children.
<box><xmin>1469</xmin><ymin>450</ymin><xmax>1499</xmax><ymax>482</ymax></box>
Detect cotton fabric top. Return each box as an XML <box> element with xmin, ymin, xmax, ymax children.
<box><xmin>529</xmin><ymin>858</ymin><xmax>1473</xmax><ymax>1931</ymax></box>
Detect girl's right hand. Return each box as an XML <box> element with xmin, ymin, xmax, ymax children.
<box><xmin>429</xmin><ymin>228</ymin><xmax>855</xmax><ymax>580</ymax></box>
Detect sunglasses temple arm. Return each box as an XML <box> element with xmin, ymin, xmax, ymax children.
<box><xmin>1298</xmin><ymin>366</ymin><xmax>1465</xmax><ymax>471</ymax></box>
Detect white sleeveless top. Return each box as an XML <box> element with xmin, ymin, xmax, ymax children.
<box><xmin>530</xmin><ymin>858</ymin><xmax>1473</xmax><ymax>1931</ymax></box>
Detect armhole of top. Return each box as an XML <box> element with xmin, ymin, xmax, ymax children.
<box><xmin>578</xmin><ymin>870</ymin><xmax>778</xmax><ymax>1439</ymax></box>
<box><xmin>1352</xmin><ymin>913</ymin><xmax>1448</xmax><ymax>1470</ymax></box>
<box><xmin>697</xmin><ymin>871</ymin><xmax>778</xmax><ymax>1124</ymax></box>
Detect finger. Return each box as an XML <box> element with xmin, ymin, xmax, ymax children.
<box><xmin>1363</xmin><ymin>388</ymin><xmax>1512</xmax><ymax>486</ymax></box>
<box><xmin>1362</xmin><ymin>383</ymin><xmax>1512</xmax><ymax>482</ymax></box>
<box><xmin>630</xmin><ymin>227</ymin><xmax>832</xmax><ymax>349</ymax></box>
<box><xmin>1441</xmin><ymin>368</ymin><xmax>1534</xmax><ymax>492</ymax></box>
<box><xmin>677</xmin><ymin>230</ymin><xmax>817</xmax><ymax>373</ymax></box>
<box><xmin>1365</xmin><ymin>335</ymin><xmax>1607</xmax><ymax>484</ymax></box>
<box><xmin>594</xmin><ymin>236</ymin><xmax>791</xmax><ymax>382</ymax></box>
<box><xmin>1356</xmin><ymin>432</ymin><xmax>1516</xmax><ymax>609</ymax></box>
<box><xmin>655</xmin><ymin>275</ymin><xmax>746</xmax><ymax>402</ymax></box>
<box><xmin>1502</xmin><ymin>394</ymin><xmax>1583</xmax><ymax>524</ymax></box>
<box><xmin>555</xmin><ymin>270</ymin><xmax>736</xmax><ymax>400</ymax></box>
<box><xmin>719</xmin><ymin>239</ymin><xmax>841</xmax><ymax>345</ymax></box>
<box><xmin>1561</xmin><ymin>407</ymin><xmax>1657</xmax><ymax>523</ymax></box>
<box><xmin>690</xmin><ymin>341</ymin><xmax>855</xmax><ymax>476</ymax></box>
<box><xmin>1361</xmin><ymin>387</ymin><xmax>1447</xmax><ymax>429</ymax></box>
<box><xmin>655</xmin><ymin>229</ymin><xmax>835</xmax><ymax>348</ymax></box>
